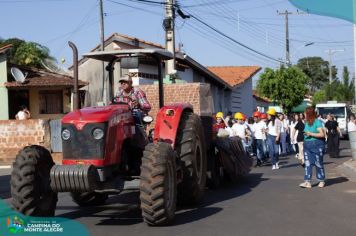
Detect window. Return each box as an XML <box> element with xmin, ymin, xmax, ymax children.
<box><xmin>317</xmin><ymin>107</ymin><xmax>346</xmax><ymax>118</ymax></box>
<box><xmin>39</xmin><ymin>90</ymin><xmax>63</xmax><ymax>114</ymax></box>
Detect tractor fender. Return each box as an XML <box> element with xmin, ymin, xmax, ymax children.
<box><xmin>153</xmin><ymin>103</ymin><xmax>193</xmax><ymax>148</ymax></box>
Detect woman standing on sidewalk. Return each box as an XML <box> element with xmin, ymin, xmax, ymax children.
<box><xmin>299</xmin><ymin>107</ymin><xmax>326</xmax><ymax>188</ymax></box>
<box><xmin>266</xmin><ymin>108</ymin><xmax>281</xmax><ymax>170</ymax></box>
<box><xmin>325</xmin><ymin>114</ymin><xmax>341</xmax><ymax>158</ymax></box>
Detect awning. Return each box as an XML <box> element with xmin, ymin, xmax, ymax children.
<box><xmin>292</xmin><ymin>101</ymin><xmax>309</xmax><ymax>113</ymax></box>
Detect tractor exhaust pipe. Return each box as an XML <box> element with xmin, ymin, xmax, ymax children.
<box><xmin>68</xmin><ymin>41</ymin><xmax>79</xmax><ymax>110</ymax></box>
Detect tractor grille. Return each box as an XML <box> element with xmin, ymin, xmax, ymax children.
<box><xmin>62</xmin><ymin>123</ymin><xmax>107</xmax><ymax>160</ymax></box>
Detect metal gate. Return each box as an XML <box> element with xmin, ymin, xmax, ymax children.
<box><xmin>50</xmin><ymin>119</ymin><xmax>62</xmax><ymax>152</ymax></box>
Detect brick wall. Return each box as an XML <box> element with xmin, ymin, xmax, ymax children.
<box><xmin>141</xmin><ymin>83</ymin><xmax>214</xmax><ymax>146</ymax></box>
<box><xmin>0</xmin><ymin>119</ymin><xmax>52</xmax><ymax>165</ymax></box>
<box><xmin>141</xmin><ymin>83</ymin><xmax>213</xmax><ymax>124</ymax></box>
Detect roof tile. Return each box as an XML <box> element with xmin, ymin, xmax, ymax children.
<box><xmin>207</xmin><ymin>66</ymin><xmax>261</xmax><ymax>87</ymax></box>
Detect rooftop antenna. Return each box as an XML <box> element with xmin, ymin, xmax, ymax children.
<box><xmin>41</xmin><ymin>58</ymin><xmax>70</xmax><ymax>75</ymax></box>
<box><xmin>10</xmin><ymin>67</ymin><xmax>27</xmax><ymax>83</ymax></box>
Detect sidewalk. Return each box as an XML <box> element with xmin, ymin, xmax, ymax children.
<box><xmin>337</xmin><ymin>159</ymin><xmax>356</xmax><ymax>182</ymax></box>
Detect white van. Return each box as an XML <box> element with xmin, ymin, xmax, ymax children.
<box><xmin>315</xmin><ymin>101</ymin><xmax>350</xmax><ymax>135</ymax></box>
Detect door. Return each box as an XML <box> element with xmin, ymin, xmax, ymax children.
<box><xmin>50</xmin><ymin>119</ymin><xmax>62</xmax><ymax>152</ymax></box>
<box><xmin>8</xmin><ymin>89</ymin><xmax>30</xmax><ymax>119</ymax></box>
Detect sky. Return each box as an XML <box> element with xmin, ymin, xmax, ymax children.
<box><xmin>0</xmin><ymin>0</ymin><xmax>355</xmax><ymax>84</ymax></box>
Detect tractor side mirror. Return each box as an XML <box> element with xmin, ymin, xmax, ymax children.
<box><xmin>143</xmin><ymin>115</ymin><xmax>154</xmax><ymax>124</ymax></box>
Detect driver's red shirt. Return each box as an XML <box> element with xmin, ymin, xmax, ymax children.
<box><xmin>114</xmin><ymin>87</ymin><xmax>151</xmax><ymax>112</ymax></box>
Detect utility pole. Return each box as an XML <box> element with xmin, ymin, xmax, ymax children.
<box><xmin>99</xmin><ymin>0</ymin><xmax>106</xmax><ymax>103</ymax></box>
<box><xmin>354</xmin><ymin>24</ymin><xmax>356</xmax><ymax>104</ymax></box>
<box><xmin>164</xmin><ymin>0</ymin><xmax>176</xmax><ymax>75</ymax></box>
<box><xmin>278</xmin><ymin>10</ymin><xmax>306</xmax><ymax>66</ymax></box>
<box><xmin>325</xmin><ymin>49</ymin><xmax>345</xmax><ymax>84</ymax></box>
<box><xmin>353</xmin><ymin>0</ymin><xmax>356</xmax><ymax>104</ymax></box>
<box><xmin>278</xmin><ymin>10</ymin><xmax>292</xmax><ymax>65</ymax></box>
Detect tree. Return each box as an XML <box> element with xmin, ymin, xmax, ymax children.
<box><xmin>312</xmin><ymin>66</ymin><xmax>354</xmax><ymax>105</ymax></box>
<box><xmin>257</xmin><ymin>66</ymin><xmax>309</xmax><ymax>113</ymax></box>
<box><xmin>297</xmin><ymin>57</ymin><xmax>337</xmax><ymax>93</ymax></box>
<box><xmin>342</xmin><ymin>66</ymin><xmax>354</xmax><ymax>101</ymax></box>
<box><xmin>0</xmin><ymin>38</ymin><xmax>54</xmax><ymax>68</ymax></box>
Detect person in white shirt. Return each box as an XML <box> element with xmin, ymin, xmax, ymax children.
<box><xmin>279</xmin><ymin>113</ymin><xmax>288</xmax><ymax>155</ymax></box>
<box><xmin>266</xmin><ymin>108</ymin><xmax>281</xmax><ymax>170</ymax></box>
<box><xmin>348</xmin><ymin>114</ymin><xmax>356</xmax><ymax>132</ymax></box>
<box><xmin>290</xmin><ymin>114</ymin><xmax>299</xmax><ymax>155</ymax></box>
<box><xmin>252</xmin><ymin>112</ymin><xmax>267</xmax><ymax>166</ymax></box>
<box><xmin>229</xmin><ymin>112</ymin><xmax>251</xmax><ymax>151</ymax></box>
<box><xmin>15</xmin><ymin>105</ymin><xmax>30</xmax><ymax>120</ymax></box>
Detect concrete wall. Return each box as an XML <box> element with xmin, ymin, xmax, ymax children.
<box><xmin>29</xmin><ymin>88</ymin><xmax>71</xmax><ymax>119</ymax></box>
<box><xmin>0</xmin><ymin>54</ymin><xmax>9</xmax><ymax>120</ymax></box>
<box><xmin>230</xmin><ymin>78</ymin><xmax>253</xmax><ymax>116</ymax></box>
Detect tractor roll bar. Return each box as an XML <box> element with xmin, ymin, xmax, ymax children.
<box><xmin>83</xmin><ymin>49</ymin><xmax>173</xmax><ymax>108</ymax></box>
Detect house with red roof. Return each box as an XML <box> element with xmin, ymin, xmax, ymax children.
<box><xmin>0</xmin><ymin>45</ymin><xmax>87</xmax><ymax>120</ymax></box>
<box><xmin>208</xmin><ymin>66</ymin><xmax>262</xmax><ymax>116</ymax></box>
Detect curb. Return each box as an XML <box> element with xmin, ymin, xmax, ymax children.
<box><xmin>337</xmin><ymin>159</ymin><xmax>356</xmax><ymax>182</ymax></box>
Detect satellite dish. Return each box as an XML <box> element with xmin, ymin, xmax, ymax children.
<box><xmin>41</xmin><ymin>59</ymin><xmax>70</xmax><ymax>75</ymax></box>
<box><xmin>11</xmin><ymin>67</ymin><xmax>27</xmax><ymax>83</ymax></box>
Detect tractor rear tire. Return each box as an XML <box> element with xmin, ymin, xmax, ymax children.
<box><xmin>176</xmin><ymin>112</ymin><xmax>207</xmax><ymax>205</ymax></box>
<box><xmin>10</xmin><ymin>145</ymin><xmax>57</xmax><ymax>216</ymax></box>
<box><xmin>207</xmin><ymin>151</ymin><xmax>221</xmax><ymax>189</ymax></box>
<box><xmin>70</xmin><ymin>192</ymin><xmax>108</xmax><ymax>206</ymax></box>
<box><xmin>140</xmin><ymin>142</ymin><xmax>177</xmax><ymax>226</ymax></box>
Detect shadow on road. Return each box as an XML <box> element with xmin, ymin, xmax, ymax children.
<box><xmin>0</xmin><ymin>175</ymin><xmax>11</xmax><ymax>199</ymax></box>
<box><xmin>56</xmin><ymin>173</ymin><xmax>267</xmax><ymax>226</ymax></box>
<box><xmin>326</xmin><ymin>176</ymin><xmax>349</xmax><ymax>186</ymax></box>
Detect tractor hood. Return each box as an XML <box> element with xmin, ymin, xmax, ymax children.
<box><xmin>62</xmin><ymin>105</ymin><xmax>131</xmax><ymax>124</ymax></box>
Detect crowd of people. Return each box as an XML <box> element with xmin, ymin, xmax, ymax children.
<box><xmin>212</xmin><ymin>107</ymin><xmax>355</xmax><ymax>188</ymax></box>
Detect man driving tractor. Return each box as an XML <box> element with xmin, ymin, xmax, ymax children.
<box><xmin>114</xmin><ymin>74</ymin><xmax>151</xmax><ymax>113</ymax></box>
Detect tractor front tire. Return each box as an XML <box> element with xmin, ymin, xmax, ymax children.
<box><xmin>176</xmin><ymin>112</ymin><xmax>207</xmax><ymax>205</ymax></box>
<box><xmin>70</xmin><ymin>192</ymin><xmax>108</xmax><ymax>206</ymax></box>
<box><xmin>11</xmin><ymin>145</ymin><xmax>57</xmax><ymax>216</ymax></box>
<box><xmin>140</xmin><ymin>142</ymin><xmax>177</xmax><ymax>226</ymax></box>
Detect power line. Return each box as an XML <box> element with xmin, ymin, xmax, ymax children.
<box><xmin>186</xmin><ymin>11</ymin><xmax>284</xmax><ymax>63</ymax></box>
<box><xmin>178</xmin><ymin>18</ymin><xmax>276</xmax><ymax>67</ymax></box>
<box><xmin>186</xmin><ymin>1</ymin><xmax>286</xmax><ymax>54</ymax></box>
<box><xmin>106</xmin><ymin>0</ymin><xmax>161</xmax><ymax>16</ymax></box>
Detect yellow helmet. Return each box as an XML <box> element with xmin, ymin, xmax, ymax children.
<box><xmin>216</xmin><ymin>112</ymin><xmax>224</xmax><ymax>119</ymax></box>
<box><xmin>234</xmin><ymin>112</ymin><xmax>244</xmax><ymax>120</ymax></box>
<box><xmin>267</xmin><ymin>108</ymin><xmax>276</xmax><ymax>116</ymax></box>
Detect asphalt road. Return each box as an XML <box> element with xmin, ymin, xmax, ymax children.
<box><xmin>2</xmin><ymin>140</ymin><xmax>356</xmax><ymax>236</ymax></box>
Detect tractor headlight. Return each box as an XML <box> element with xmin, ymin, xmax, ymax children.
<box><xmin>92</xmin><ymin>128</ymin><xmax>104</xmax><ymax>140</ymax></box>
<box><xmin>61</xmin><ymin>129</ymin><xmax>71</xmax><ymax>140</ymax></box>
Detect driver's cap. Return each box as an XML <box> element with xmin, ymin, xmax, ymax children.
<box><xmin>119</xmin><ymin>75</ymin><xmax>132</xmax><ymax>83</ymax></box>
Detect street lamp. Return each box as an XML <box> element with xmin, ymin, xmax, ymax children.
<box><xmin>325</xmin><ymin>49</ymin><xmax>345</xmax><ymax>84</ymax></box>
<box><xmin>290</xmin><ymin>42</ymin><xmax>315</xmax><ymax>61</ymax></box>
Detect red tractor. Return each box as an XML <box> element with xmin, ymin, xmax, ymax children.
<box><xmin>10</xmin><ymin>47</ymin><xmax>207</xmax><ymax>226</ymax></box>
